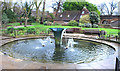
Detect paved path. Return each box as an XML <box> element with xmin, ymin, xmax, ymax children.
<box><xmin>0</xmin><ymin>34</ymin><xmax>119</xmax><ymax>70</ymax></box>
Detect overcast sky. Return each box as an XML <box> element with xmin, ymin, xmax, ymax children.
<box><xmin>1</xmin><ymin>0</ymin><xmax>119</xmax><ymax>13</ymax></box>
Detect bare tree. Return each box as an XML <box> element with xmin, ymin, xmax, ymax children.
<box><xmin>98</xmin><ymin>0</ymin><xmax>118</xmax><ymax>15</ymax></box>
<box><xmin>34</xmin><ymin>0</ymin><xmax>43</xmax><ymax>22</ymax></box>
<box><xmin>52</xmin><ymin>0</ymin><xmax>63</xmax><ymax>17</ymax></box>
<box><xmin>40</xmin><ymin>0</ymin><xmax>46</xmax><ymax>24</ymax></box>
<box><xmin>23</xmin><ymin>2</ymin><xmax>34</xmax><ymax>27</ymax></box>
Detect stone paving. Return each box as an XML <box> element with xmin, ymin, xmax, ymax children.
<box><xmin>0</xmin><ymin>34</ymin><xmax>119</xmax><ymax>70</ymax></box>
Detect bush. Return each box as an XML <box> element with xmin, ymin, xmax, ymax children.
<box><xmin>93</xmin><ymin>24</ymin><xmax>99</xmax><ymax>28</ymax></box>
<box><xmin>27</xmin><ymin>26</ymin><xmax>36</xmax><ymax>34</ymax></box>
<box><xmin>20</xmin><ymin>18</ymin><xmax>26</xmax><ymax>23</ymax></box>
<box><xmin>68</xmin><ymin>20</ymin><xmax>79</xmax><ymax>26</ymax></box>
<box><xmin>80</xmin><ymin>24</ymin><xmax>85</xmax><ymax>27</ymax></box>
<box><xmin>16</xmin><ymin>27</ymin><xmax>26</xmax><ymax>31</ymax></box>
<box><xmin>7</xmin><ymin>26</ymin><xmax>15</xmax><ymax>33</ymax></box>
<box><xmin>84</xmin><ymin>23</ymin><xmax>92</xmax><ymax>28</ymax></box>
<box><xmin>17</xmin><ymin>31</ymin><xmax>25</xmax><ymax>35</ymax></box>
<box><xmin>44</xmin><ymin>21</ymin><xmax>52</xmax><ymax>25</ymax></box>
<box><xmin>28</xmin><ymin>17</ymin><xmax>36</xmax><ymax>23</ymax></box>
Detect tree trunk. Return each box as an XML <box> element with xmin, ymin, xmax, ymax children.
<box><xmin>36</xmin><ymin>8</ymin><xmax>39</xmax><ymax>22</ymax></box>
<box><xmin>55</xmin><ymin>0</ymin><xmax>61</xmax><ymax>17</ymax></box>
<box><xmin>24</xmin><ymin>17</ymin><xmax>27</xmax><ymax>27</ymax></box>
<box><xmin>92</xmin><ymin>23</ymin><xmax>94</xmax><ymax>28</ymax></box>
<box><xmin>40</xmin><ymin>0</ymin><xmax>46</xmax><ymax>24</ymax></box>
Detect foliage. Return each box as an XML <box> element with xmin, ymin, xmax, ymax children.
<box><xmin>63</xmin><ymin>2</ymin><xmax>100</xmax><ymax>15</ymax></box>
<box><xmin>6</xmin><ymin>23</ymin><xmax>119</xmax><ymax>37</ymax></box>
<box><xmin>10</xmin><ymin>33</ymin><xmax>15</xmax><ymax>37</ymax></box>
<box><xmin>22</xmin><ymin>2</ymin><xmax>33</xmax><ymax>18</ymax></box>
<box><xmin>89</xmin><ymin>12</ymin><xmax>100</xmax><ymax>27</ymax></box>
<box><xmin>17</xmin><ymin>31</ymin><xmax>25</xmax><ymax>35</ymax></box>
<box><xmin>49</xmin><ymin>13</ymin><xmax>55</xmax><ymax>19</ymax></box>
<box><xmin>84</xmin><ymin>23</ymin><xmax>92</xmax><ymax>28</ymax></box>
<box><xmin>68</xmin><ymin>20</ymin><xmax>79</xmax><ymax>26</ymax></box>
<box><xmin>2</xmin><ymin>12</ymin><xmax>9</xmax><ymax>24</ymax></box>
<box><xmin>93</xmin><ymin>24</ymin><xmax>99</xmax><ymax>28</ymax></box>
<box><xmin>20</xmin><ymin>18</ymin><xmax>26</xmax><ymax>23</ymax></box>
<box><xmin>3</xmin><ymin>9</ymin><xmax>16</xmax><ymax>23</ymax></box>
<box><xmin>7</xmin><ymin>26</ymin><xmax>15</xmax><ymax>33</ymax></box>
<box><xmin>28</xmin><ymin>16</ymin><xmax>36</xmax><ymax>23</ymax></box>
<box><xmin>79</xmin><ymin>15</ymin><xmax>90</xmax><ymax>24</ymax></box>
<box><xmin>79</xmin><ymin>24</ymin><xmax>85</xmax><ymax>27</ymax></box>
<box><xmin>16</xmin><ymin>27</ymin><xmax>26</xmax><ymax>31</ymax></box>
<box><xmin>27</xmin><ymin>26</ymin><xmax>36</xmax><ymax>34</ymax></box>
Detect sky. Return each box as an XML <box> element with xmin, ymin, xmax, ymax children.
<box><xmin>1</xmin><ymin>0</ymin><xmax>119</xmax><ymax>13</ymax></box>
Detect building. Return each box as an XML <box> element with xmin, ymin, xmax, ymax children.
<box><xmin>54</xmin><ymin>7</ymin><xmax>89</xmax><ymax>24</ymax></box>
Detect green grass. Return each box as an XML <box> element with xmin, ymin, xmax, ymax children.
<box><xmin>6</xmin><ymin>22</ymin><xmax>120</xmax><ymax>36</ymax></box>
<box><xmin>7</xmin><ymin>22</ymin><xmax>24</xmax><ymax>26</ymax></box>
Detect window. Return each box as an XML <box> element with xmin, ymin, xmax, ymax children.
<box><xmin>82</xmin><ymin>11</ymin><xmax>85</xmax><ymax>14</ymax></box>
<box><xmin>67</xmin><ymin>15</ymin><xmax>70</xmax><ymax>17</ymax></box>
<box><xmin>60</xmin><ymin>14</ymin><xmax>62</xmax><ymax>17</ymax></box>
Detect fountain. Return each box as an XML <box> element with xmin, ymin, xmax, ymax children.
<box><xmin>0</xmin><ymin>28</ymin><xmax>115</xmax><ymax>64</ymax></box>
<box><xmin>50</xmin><ymin>28</ymin><xmax>66</xmax><ymax>47</ymax></box>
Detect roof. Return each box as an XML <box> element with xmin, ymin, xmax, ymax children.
<box><xmin>54</xmin><ymin>11</ymin><xmax>81</xmax><ymax>21</ymax></box>
<box><xmin>54</xmin><ymin>8</ymin><xmax>89</xmax><ymax>21</ymax></box>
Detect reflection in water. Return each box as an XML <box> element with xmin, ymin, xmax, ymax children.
<box><xmin>0</xmin><ymin>38</ymin><xmax>115</xmax><ymax>64</ymax></box>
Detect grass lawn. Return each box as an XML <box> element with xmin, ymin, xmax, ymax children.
<box><xmin>7</xmin><ymin>22</ymin><xmax>120</xmax><ymax>36</ymax></box>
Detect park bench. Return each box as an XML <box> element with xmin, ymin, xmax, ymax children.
<box><xmin>83</xmin><ymin>29</ymin><xmax>100</xmax><ymax>34</ymax></box>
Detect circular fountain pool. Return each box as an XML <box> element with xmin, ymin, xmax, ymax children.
<box><xmin>0</xmin><ymin>37</ymin><xmax>115</xmax><ymax>64</ymax></box>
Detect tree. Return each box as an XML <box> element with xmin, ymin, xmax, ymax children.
<box><xmin>79</xmin><ymin>14</ymin><xmax>90</xmax><ymax>24</ymax></box>
<box><xmin>98</xmin><ymin>0</ymin><xmax>118</xmax><ymax>15</ymax></box>
<box><xmin>55</xmin><ymin>0</ymin><xmax>62</xmax><ymax>17</ymax></box>
<box><xmin>52</xmin><ymin>0</ymin><xmax>63</xmax><ymax>16</ymax></box>
<box><xmin>40</xmin><ymin>0</ymin><xmax>46</xmax><ymax>24</ymax></box>
<box><xmin>34</xmin><ymin>0</ymin><xmax>43</xmax><ymax>22</ymax></box>
<box><xmin>63</xmin><ymin>2</ymin><xmax>100</xmax><ymax>15</ymax></box>
<box><xmin>23</xmin><ymin>2</ymin><xmax>34</xmax><ymax>27</ymax></box>
<box><xmin>89</xmin><ymin>12</ymin><xmax>100</xmax><ymax>28</ymax></box>
<box><xmin>2</xmin><ymin>12</ymin><xmax>9</xmax><ymax>24</ymax></box>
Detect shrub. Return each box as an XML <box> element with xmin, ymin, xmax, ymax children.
<box><xmin>7</xmin><ymin>26</ymin><xmax>15</xmax><ymax>33</ymax></box>
<box><xmin>20</xmin><ymin>18</ymin><xmax>26</xmax><ymax>23</ymax></box>
<box><xmin>27</xmin><ymin>26</ymin><xmax>36</xmax><ymax>34</ymax></box>
<box><xmin>89</xmin><ymin>12</ymin><xmax>100</xmax><ymax>27</ymax></box>
<box><xmin>17</xmin><ymin>31</ymin><xmax>25</xmax><ymax>35</ymax></box>
<box><xmin>93</xmin><ymin>24</ymin><xmax>99</xmax><ymax>28</ymax></box>
<box><xmin>10</xmin><ymin>33</ymin><xmax>15</xmax><ymax>37</ymax></box>
<box><xmin>80</xmin><ymin>24</ymin><xmax>85</xmax><ymax>27</ymax></box>
<box><xmin>16</xmin><ymin>27</ymin><xmax>26</xmax><ymax>31</ymax></box>
<box><xmin>28</xmin><ymin>17</ymin><xmax>36</xmax><ymax>23</ymax></box>
<box><xmin>84</xmin><ymin>23</ymin><xmax>92</xmax><ymax>28</ymax></box>
<box><xmin>68</xmin><ymin>20</ymin><xmax>79</xmax><ymax>26</ymax></box>
<box><xmin>79</xmin><ymin>15</ymin><xmax>90</xmax><ymax>24</ymax></box>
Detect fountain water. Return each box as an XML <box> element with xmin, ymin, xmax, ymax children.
<box><xmin>45</xmin><ymin>36</ymin><xmax>52</xmax><ymax>43</ymax></box>
<box><xmin>38</xmin><ymin>39</ymin><xmax>47</xmax><ymax>47</ymax></box>
<box><xmin>66</xmin><ymin>38</ymin><xmax>78</xmax><ymax>48</ymax></box>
